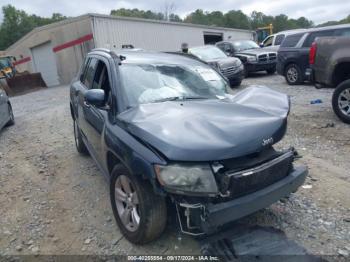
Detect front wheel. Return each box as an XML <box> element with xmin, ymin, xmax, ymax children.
<box><xmin>266</xmin><ymin>67</ymin><xmax>276</xmax><ymax>75</ymax></box>
<box><xmin>230</xmin><ymin>80</ymin><xmax>242</xmax><ymax>87</ymax></box>
<box><xmin>332</xmin><ymin>80</ymin><xmax>350</xmax><ymax>124</ymax></box>
<box><xmin>110</xmin><ymin>165</ymin><xmax>167</xmax><ymax>244</ymax></box>
<box><xmin>285</xmin><ymin>64</ymin><xmax>302</xmax><ymax>85</ymax></box>
<box><xmin>5</xmin><ymin>103</ymin><xmax>15</xmax><ymax>127</ymax></box>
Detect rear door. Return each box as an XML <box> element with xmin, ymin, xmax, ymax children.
<box><xmin>0</xmin><ymin>89</ymin><xmax>8</xmax><ymax>128</ymax></box>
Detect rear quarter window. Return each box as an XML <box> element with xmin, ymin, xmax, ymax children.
<box><xmin>274</xmin><ymin>34</ymin><xmax>285</xmax><ymax>45</ymax></box>
<box><xmin>334</xmin><ymin>28</ymin><xmax>350</xmax><ymax>37</ymax></box>
<box><xmin>280</xmin><ymin>33</ymin><xmax>304</xmax><ymax>48</ymax></box>
<box><xmin>302</xmin><ymin>30</ymin><xmax>335</xmax><ymax>47</ymax></box>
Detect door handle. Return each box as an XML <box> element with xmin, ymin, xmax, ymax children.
<box><xmin>84</xmin><ymin>101</ymin><xmax>91</xmax><ymax>108</ymax></box>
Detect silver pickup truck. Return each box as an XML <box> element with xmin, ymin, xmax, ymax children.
<box><xmin>308</xmin><ymin>36</ymin><xmax>350</xmax><ymax>124</ymax></box>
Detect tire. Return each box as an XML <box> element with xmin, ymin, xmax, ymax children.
<box><xmin>73</xmin><ymin>119</ymin><xmax>89</xmax><ymax>155</ymax></box>
<box><xmin>332</xmin><ymin>80</ymin><xmax>350</xmax><ymax>124</ymax></box>
<box><xmin>285</xmin><ymin>64</ymin><xmax>302</xmax><ymax>85</ymax></box>
<box><xmin>5</xmin><ymin>103</ymin><xmax>15</xmax><ymax>127</ymax></box>
<box><xmin>266</xmin><ymin>67</ymin><xmax>276</xmax><ymax>75</ymax></box>
<box><xmin>243</xmin><ymin>66</ymin><xmax>249</xmax><ymax>77</ymax></box>
<box><xmin>230</xmin><ymin>80</ymin><xmax>242</xmax><ymax>87</ymax></box>
<box><xmin>110</xmin><ymin>164</ymin><xmax>167</xmax><ymax>244</ymax></box>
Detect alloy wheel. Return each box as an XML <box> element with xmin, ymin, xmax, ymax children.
<box><xmin>338</xmin><ymin>87</ymin><xmax>350</xmax><ymax>116</ymax></box>
<box><xmin>115</xmin><ymin>175</ymin><xmax>140</xmax><ymax>232</ymax></box>
<box><xmin>287</xmin><ymin>67</ymin><xmax>298</xmax><ymax>83</ymax></box>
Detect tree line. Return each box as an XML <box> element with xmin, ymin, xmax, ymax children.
<box><xmin>0</xmin><ymin>4</ymin><xmax>349</xmax><ymax>50</ymax></box>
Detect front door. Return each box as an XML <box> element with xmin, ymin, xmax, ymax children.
<box><xmin>83</xmin><ymin>59</ymin><xmax>112</xmax><ymax>164</ymax></box>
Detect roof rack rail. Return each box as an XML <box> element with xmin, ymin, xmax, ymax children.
<box><xmin>92</xmin><ymin>48</ymin><xmax>111</xmax><ymax>53</ymax></box>
<box><xmin>92</xmin><ymin>48</ymin><xmax>124</xmax><ymax>61</ymax></box>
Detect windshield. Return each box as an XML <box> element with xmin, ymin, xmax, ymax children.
<box><xmin>120</xmin><ymin>63</ymin><xmax>229</xmax><ymax>107</ymax></box>
<box><xmin>189</xmin><ymin>46</ymin><xmax>227</xmax><ymax>60</ymax></box>
<box><xmin>232</xmin><ymin>40</ymin><xmax>260</xmax><ymax>51</ymax></box>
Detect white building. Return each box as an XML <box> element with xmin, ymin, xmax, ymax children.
<box><xmin>7</xmin><ymin>13</ymin><xmax>254</xmax><ymax>86</ymax></box>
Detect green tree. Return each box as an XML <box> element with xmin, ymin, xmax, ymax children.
<box><xmin>0</xmin><ymin>5</ymin><xmax>66</xmax><ymax>50</ymax></box>
<box><xmin>224</xmin><ymin>10</ymin><xmax>250</xmax><ymax>29</ymax></box>
<box><xmin>184</xmin><ymin>9</ymin><xmax>208</xmax><ymax>25</ymax></box>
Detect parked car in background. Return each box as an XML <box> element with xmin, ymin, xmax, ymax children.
<box><xmin>70</xmin><ymin>48</ymin><xmax>307</xmax><ymax>244</ymax></box>
<box><xmin>188</xmin><ymin>45</ymin><xmax>244</xmax><ymax>87</ymax></box>
<box><xmin>0</xmin><ymin>88</ymin><xmax>15</xmax><ymax>130</ymax></box>
<box><xmin>260</xmin><ymin>29</ymin><xmax>307</xmax><ymax>50</ymax></box>
<box><xmin>277</xmin><ymin>24</ymin><xmax>350</xmax><ymax>85</ymax></box>
<box><xmin>308</xmin><ymin>37</ymin><xmax>350</xmax><ymax>124</ymax></box>
<box><xmin>216</xmin><ymin>40</ymin><xmax>277</xmax><ymax>76</ymax></box>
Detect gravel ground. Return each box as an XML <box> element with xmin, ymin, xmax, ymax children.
<box><xmin>0</xmin><ymin>73</ymin><xmax>349</xmax><ymax>259</ymax></box>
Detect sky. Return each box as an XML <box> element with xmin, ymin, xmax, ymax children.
<box><xmin>0</xmin><ymin>0</ymin><xmax>349</xmax><ymax>25</ymax></box>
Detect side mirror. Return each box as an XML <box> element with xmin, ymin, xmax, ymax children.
<box><xmin>84</xmin><ymin>89</ymin><xmax>105</xmax><ymax>108</ymax></box>
<box><xmin>225</xmin><ymin>51</ymin><xmax>231</xmax><ymax>56</ymax></box>
<box><xmin>259</xmin><ymin>43</ymin><xmax>264</xmax><ymax>48</ymax></box>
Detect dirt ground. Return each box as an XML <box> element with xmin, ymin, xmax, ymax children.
<box><xmin>0</xmin><ymin>73</ymin><xmax>349</xmax><ymax>258</ymax></box>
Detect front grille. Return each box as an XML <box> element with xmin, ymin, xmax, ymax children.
<box><xmin>220</xmin><ymin>65</ymin><xmax>239</xmax><ymax>76</ymax></box>
<box><xmin>225</xmin><ymin>151</ymin><xmax>294</xmax><ymax>199</ymax></box>
<box><xmin>258</xmin><ymin>54</ymin><xmax>268</xmax><ymax>62</ymax></box>
<box><xmin>269</xmin><ymin>52</ymin><xmax>277</xmax><ymax>61</ymax></box>
<box><xmin>258</xmin><ymin>53</ymin><xmax>277</xmax><ymax>63</ymax></box>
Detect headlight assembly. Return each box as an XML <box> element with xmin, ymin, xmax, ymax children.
<box><xmin>247</xmin><ymin>56</ymin><xmax>257</xmax><ymax>62</ymax></box>
<box><xmin>154</xmin><ymin>163</ymin><xmax>218</xmax><ymax>195</ymax></box>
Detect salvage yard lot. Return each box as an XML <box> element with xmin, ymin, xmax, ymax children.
<box><xmin>0</xmin><ymin>73</ymin><xmax>349</xmax><ymax>257</ymax></box>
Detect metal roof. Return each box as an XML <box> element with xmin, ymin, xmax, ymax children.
<box><xmin>6</xmin><ymin>13</ymin><xmax>254</xmax><ymax>51</ymax></box>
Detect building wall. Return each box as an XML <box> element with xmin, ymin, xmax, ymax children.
<box><xmin>7</xmin><ymin>16</ymin><xmax>93</xmax><ymax>85</ymax></box>
<box><xmin>92</xmin><ymin>16</ymin><xmax>253</xmax><ymax>51</ymax></box>
<box><xmin>7</xmin><ymin>14</ymin><xmax>253</xmax><ymax>86</ymax></box>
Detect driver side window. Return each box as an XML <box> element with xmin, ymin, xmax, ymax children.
<box><xmin>92</xmin><ymin>60</ymin><xmax>112</xmax><ymax>106</ymax></box>
<box><xmin>263</xmin><ymin>36</ymin><xmax>273</xmax><ymax>47</ymax></box>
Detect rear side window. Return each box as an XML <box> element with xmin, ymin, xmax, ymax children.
<box><xmin>274</xmin><ymin>34</ymin><xmax>285</xmax><ymax>45</ymax></box>
<box><xmin>303</xmin><ymin>30</ymin><xmax>334</xmax><ymax>47</ymax></box>
<box><xmin>334</xmin><ymin>28</ymin><xmax>350</xmax><ymax>37</ymax></box>
<box><xmin>280</xmin><ymin>33</ymin><xmax>304</xmax><ymax>48</ymax></box>
<box><xmin>82</xmin><ymin>58</ymin><xmax>98</xmax><ymax>88</ymax></box>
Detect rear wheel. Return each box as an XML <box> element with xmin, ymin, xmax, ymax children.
<box><xmin>110</xmin><ymin>165</ymin><xmax>167</xmax><ymax>244</ymax></box>
<box><xmin>332</xmin><ymin>80</ymin><xmax>350</xmax><ymax>124</ymax></box>
<box><xmin>5</xmin><ymin>103</ymin><xmax>14</xmax><ymax>127</ymax></box>
<box><xmin>285</xmin><ymin>64</ymin><xmax>302</xmax><ymax>85</ymax></box>
<box><xmin>73</xmin><ymin>119</ymin><xmax>89</xmax><ymax>155</ymax></box>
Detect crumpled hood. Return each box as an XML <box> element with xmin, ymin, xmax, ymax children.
<box><xmin>118</xmin><ymin>86</ymin><xmax>290</xmax><ymax>162</ymax></box>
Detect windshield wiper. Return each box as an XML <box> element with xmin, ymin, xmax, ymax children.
<box><xmin>153</xmin><ymin>96</ymin><xmax>208</xmax><ymax>103</ymax></box>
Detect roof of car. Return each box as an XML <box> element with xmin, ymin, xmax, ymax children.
<box><xmin>284</xmin><ymin>23</ymin><xmax>350</xmax><ymax>38</ymax></box>
<box><xmin>91</xmin><ymin>49</ymin><xmax>207</xmax><ymax>66</ymax></box>
<box><xmin>216</xmin><ymin>39</ymin><xmax>255</xmax><ymax>44</ymax></box>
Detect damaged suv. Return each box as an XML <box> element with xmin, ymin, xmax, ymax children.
<box><xmin>70</xmin><ymin>49</ymin><xmax>308</xmax><ymax>244</ymax></box>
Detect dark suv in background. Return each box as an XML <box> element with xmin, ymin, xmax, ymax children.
<box><xmin>188</xmin><ymin>45</ymin><xmax>244</xmax><ymax>87</ymax></box>
<box><xmin>277</xmin><ymin>24</ymin><xmax>350</xmax><ymax>85</ymax></box>
<box><xmin>308</xmin><ymin>37</ymin><xmax>350</xmax><ymax>123</ymax></box>
<box><xmin>216</xmin><ymin>40</ymin><xmax>277</xmax><ymax>76</ymax></box>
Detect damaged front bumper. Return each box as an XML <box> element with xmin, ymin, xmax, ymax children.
<box><xmin>175</xmin><ymin>165</ymin><xmax>307</xmax><ymax>235</ymax></box>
